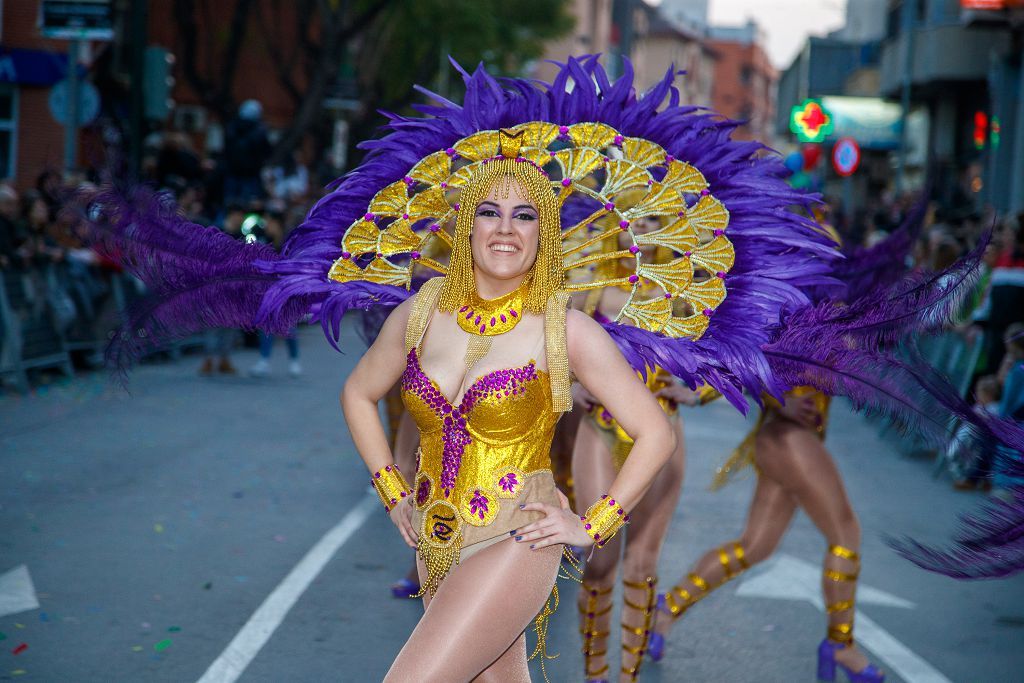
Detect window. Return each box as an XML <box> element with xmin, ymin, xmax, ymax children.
<box><xmin>0</xmin><ymin>85</ymin><xmax>17</xmax><ymax>181</ymax></box>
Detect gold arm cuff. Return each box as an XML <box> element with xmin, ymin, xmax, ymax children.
<box><xmin>370</xmin><ymin>464</ymin><xmax>413</xmax><ymax>512</ymax></box>
<box><xmin>582</xmin><ymin>494</ymin><xmax>628</xmax><ymax>547</ymax></box>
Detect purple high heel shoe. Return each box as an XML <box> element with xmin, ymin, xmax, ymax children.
<box><xmin>389</xmin><ymin>577</ymin><xmax>420</xmax><ymax>598</ymax></box>
<box><xmin>646</xmin><ymin>593</ymin><xmax>670</xmax><ymax>662</ymax></box>
<box><xmin>817</xmin><ymin>639</ymin><xmax>884</xmax><ymax>682</ymax></box>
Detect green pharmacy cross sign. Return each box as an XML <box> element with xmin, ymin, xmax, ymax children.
<box><xmin>790</xmin><ymin>99</ymin><xmax>834</xmax><ymax>143</ymax></box>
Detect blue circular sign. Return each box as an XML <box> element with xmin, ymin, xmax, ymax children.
<box><xmin>832</xmin><ymin>137</ymin><xmax>860</xmax><ymax>177</ymax></box>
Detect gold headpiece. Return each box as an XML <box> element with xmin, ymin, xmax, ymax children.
<box><xmin>328</xmin><ymin>122</ymin><xmax>734</xmax><ymax>340</ymax></box>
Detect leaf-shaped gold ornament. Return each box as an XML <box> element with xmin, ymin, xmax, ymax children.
<box><xmin>407</xmin><ymin>187</ymin><xmax>452</xmax><ymax>222</ymax></box>
<box><xmin>624</xmin><ymin>182</ymin><xmax>685</xmax><ymax>220</ymax></box>
<box><xmin>379</xmin><ymin>219</ymin><xmax>423</xmax><ymax>256</ymax></box>
<box><xmin>568</xmin><ymin>123</ymin><xmax>618</xmax><ymax>150</ymax></box>
<box><xmin>634</xmin><ymin>218</ymin><xmax>700</xmax><ymax>254</ymax></box>
<box><xmin>691</xmin><ymin>235</ymin><xmax>735</xmax><ymax>273</ymax></box>
<box><xmin>637</xmin><ymin>258</ymin><xmax>694</xmax><ymax>295</ymax></box>
<box><xmin>554</xmin><ymin>148</ymin><xmax>605</xmax><ymax>183</ymax></box>
<box><xmin>663</xmin><ymin>312</ymin><xmax>711</xmax><ymax>339</ymax></box>
<box><xmin>408</xmin><ymin>151</ymin><xmax>452</xmax><ymax>186</ymax></box>
<box><xmin>619</xmin><ymin>296</ymin><xmax>672</xmax><ymax>332</ymax></box>
<box><xmin>661</xmin><ymin>160</ymin><xmax>709</xmax><ymax>195</ymax></box>
<box><xmin>363</xmin><ymin>257</ymin><xmax>412</xmax><ymax>288</ymax></box>
<box><xmin>620</xmin><ymin>137</ymin><xmax>666</xmax><ymax>168</ymax></box>
<box><xmin>368</xmin><ymin>180</ymin><xmax>410</xmax><ymax>216</ymax></box>
<box><xmin>602</xmin><ymin>159</ymin><xmax>652</xmax><ymax>197</ymax></box>
<box><xmin>683</xmin><ymin>194</ymin><xmax>729</xmax><ymax>235</ymax></box>
<box><xmin>519</xmin><ymin>122</ymin><xmax>561</xmax><ymax>149</ymax></box>
<box><xmin>453</xmin><ymin>131</ymin><xmax>499</xmax><ymax>161</ymax></box>
<box><xmin>682</xmin><ymin>276</ymin><xmax>727</xmax><ymax>311</ymax></box>
<box><xmin>341</xmin><ymin>220</ymin><xmax>380</xmax><ymax>255</ymax></box>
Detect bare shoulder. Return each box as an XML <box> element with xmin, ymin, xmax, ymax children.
<box><xmin>565</xmin><ymin>309</ymin><xmax>615</xmax><ymax>364</ymax></box>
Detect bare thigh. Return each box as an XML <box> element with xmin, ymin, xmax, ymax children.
<box><xmin>755</xmin><ymin>419</ymin><xmax>859</xmax><ymax>546</ymax></box>
<box><xmin>384</xmin><ymin>537</ymin><xmax>561</xmax><ymax>683</ymax></box>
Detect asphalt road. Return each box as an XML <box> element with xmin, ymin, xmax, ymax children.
<box><xmin>2</xmin><ymin>322</ymin><xmax>1023</xmax><ymax>682</ymax></box>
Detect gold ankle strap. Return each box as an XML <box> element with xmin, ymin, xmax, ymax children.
<box><xmin>620</xmin><ymin>576</ymin><xmax>656</xmax><ymax>681</ymax></box>
<box><xmin>828</xmin><ymin>622</ymin><xmax>854</xmax><ymax>645</ymax></box>
<box><xmin>664</xmin><ymin>571</ymin><xmax>709</xmax><ymax>618</ymax></box>
<box><xmin>718</xmin><ymin>542</ymin><xmax>749</xmax><ymax>579</ymax></box>
<box><xmin>828</xmin><ymin>544</ymin><xmax>860</xmax><ymax>563</ymax></box>
<box><xmin>826</xmin><ymin>599</ymin><xmax>855</xmax><ymax>614</ymax></box>
<box><xmin>579</xmin><ymin>582</ymin><xmax>613</xmax><ymax>671</ymax></box>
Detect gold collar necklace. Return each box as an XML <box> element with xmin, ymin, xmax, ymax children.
<box><xmin>457</xmin><ymin>279</ymin><xmax>530</xmax><ymax>337</ymax></box>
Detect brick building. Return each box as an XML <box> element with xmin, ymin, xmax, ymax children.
<box><xmin>707</xmin><ymin>21</ymin><xmax>777</xmax><ymax>143</ymax></box>
<box><xmin>0</xmin><ymin>2</ymin><xmax>76</xmax><ymax>190</ymax></box>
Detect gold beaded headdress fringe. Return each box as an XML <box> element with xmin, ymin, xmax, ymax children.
<box><xmin>438</xmin><ymin>131</ymin><xmax>564</xmax><ymax>315</ymax></box>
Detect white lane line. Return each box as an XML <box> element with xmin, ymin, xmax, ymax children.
<box><xmin>0</xmin><ymin>565</ymin><xmax>40</xmax><ymax>618</ymax></box>
<box><xmin>196</xmin><ymin>492</ymin><xmax>377</xmax><ymax>683</ymax></box>
<box><xmin>737</xmin><ymin>554</ymin><xmax>951</xmax><ymax>683</ymax></box>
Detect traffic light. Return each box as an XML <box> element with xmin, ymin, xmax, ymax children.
<box><xmin>143</xmin><ymin>46</ymin><xmax>175</xmax><ymax>121</ymax></box>
<box><xmin>973</xmin><ymin>110</ymin><xmax>987</xmax><ymax>150</ymax></box>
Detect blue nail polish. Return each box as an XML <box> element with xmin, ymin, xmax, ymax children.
<box><xmin>530</xmin><ymin>544</ymin><xmax>535</xmax><ymax>549</ymax></box>
<box><xmin>519</xmin><ymin>504</ymin><xmax>525</xmax><ymax>509</ymax></box>
<box><xmin>515</xmin><ymin>535</ymin><xmax>522</xmax><ymax>541</ymax></box>
<box><xmin>509</xmin><ymin>529</ymin><xmax>517</xmax><ymax>536</ymax></box>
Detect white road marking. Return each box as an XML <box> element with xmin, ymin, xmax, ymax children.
<box><xmin>736</xmin><ymin>554</ymin><xmax>951</xmax><ymax>683</ymax></box>
<box><xmin>0</xmin><ymin>565</ymin><xmax>39</xmax><ymax>618</ymax></box>
<box><xmin>196</xmin><ymin>492</ymin><xmax>377</xmax><ymax>683</ymax></box>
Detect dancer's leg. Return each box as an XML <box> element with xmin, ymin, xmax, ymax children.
<box><xmin>755</xmin><ymin>419</ymin><xmax>874</xmax><ymax>674</ymax></box>
<box><xmin>653</xmin><ymin>471</ymin><xmax>796</xmax><ymax>641</ymax></box>
<box><xmin>386</xmin><ymin>538</ymin><xmax>561</xmax><ymax>682</ymax></box>
<box><xmin>572</xmin><ymin>416</ymin><xmax>621</xmax><ymax>680</ymax></box>
<box><xmin>618</xmin><ymin>418</ymin><xmax>685</xmax><ymax>680</ymax></box>
<box><xmin>392</xmin><ymin>411</ymin><xmax>422</xmax><ymax>594</ymax></box>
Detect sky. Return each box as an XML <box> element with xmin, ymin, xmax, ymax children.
<box><xmin>708</xmin><ymin>0</ymin><xmax>849</xmax><ymax>68</ymax></box>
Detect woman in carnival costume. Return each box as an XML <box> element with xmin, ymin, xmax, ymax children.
<box><xmin>87</xmin><ymin>57</ymin><xmax>1024</xmax><ymax>680</ymax></box>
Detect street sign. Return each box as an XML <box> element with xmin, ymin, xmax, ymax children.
<box><xmin>789</xmin><ymin>99</ymin><xmax>833</xmax><ymax>143</ymax></box>
<box><xmin>48</xmin><ymin>79</ymin><xmax>100</xmax><ymax>126</ymax></box>
<box><xmin>41</xmin><ymin>0</ymin><xmax>114</xmax><ymax>41</ymax></box>
<box><xmin>832</xmin><ymin>137</ymin><xmax>860</xmax><ymax>176</ymax></box>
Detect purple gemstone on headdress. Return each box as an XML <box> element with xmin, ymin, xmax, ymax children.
<box><xmin>714</xmin><ymin>229</ymin><xmax>725</xmax><ymax>237</ymax></box>
<box><xmin>628</xmin><ymin>274</ymin><xmax>639</xmax><ymax>283</ymax></box>
<box><xmin>684</xmin><ymin>251</ymin><xmax>692</xmax><ymax>257</ymax></box>
<box><xmin>403</xmin><ymin>176</ymin><xmax>414</xmax><ymax>185</ymax></box>
<box><xmin>509</xmin><ymin>309</ymin><xmax>518</xmax><ymax>318</ymax></box>
<box><xmin>412</xmin><ymin>251</ymin><xmax>421</xmax><ymax>260</ymax></box>
<box><xmin>716</xmin><ymin>271</ymin><xmax>726</xmax><ymax>279</ymax></box>
<box><xmin>703</xmin><ymin>308</ymin><xmax>714</xmax><ymax>317</ymax></box>
<box><xmin>619</xmin><ymin>220</ymin><xmax>630</xmax><ymax>229</ymax></box>
<box><xmin>549</xmin><ymin>150</ymin><xmax>556</xmax><ymax>157</ymax></box>
<box><xmin>558</xmin><ymin>125</ymin><xmax>569</xmax><ymax>135</ymax></box>
<box><xmin>666</xmin><ymin>154</ymin><xmax>675</xmax><ymax>163</ymax></box>
<box><xmin>453</xmin><ymin>203</ymin><xmax>461</xmax><ymax>211</ymax></box>
<box><xmin>664</xmin><ymin>292</ymin><xmax>673</xmax><ymax>299</ymax></box>
<box><xmin>446</xmin><ymin>147</ymin><xmax>456</xmax><ymax>156</ymax></box>
<box><xmin>604</xmin><ymin>202</ymin><xmax>615</xmax><ymax>211</ymax></box>
<box><xmin>376</xmin><ymin>252</ymin><xmax>384</xmax><ymax>258</ymax></box>
<box><xmin>402</xmin><ymin>213</ymin><xmax>409</xmax><ymax>220</ymax></box>
<box><xmin>561</xmin><ymin>178</ymin><xmax>572</xmax><ymax>187</ymax></box>
<box><xmin>700</xmin><ymin>188</ymin><xmax>710</xmax><ymax>196</ymax></box>
<box><xmin>364</xmin><ymin>212</ymin><xmax>375</xmax><ymax>221</ymax></box>
<box><xmin>440</xmin><ymin>182</ymin><xmax>448</xmax><ymax>189</ymax></box>
<box><xmin>341</xmin><ymin>251</ymin><xmax>351</xmax><ymax>259</ymax></box>
<box><xmin>677</xmin><ymin>210</ymin><xmax>686</xmax><ymax>217</ymax></box>
<box><xmin>647</xmin><ymin>179</ymin><xmax>654</xmax><ymax>185</ymax></box>
<box><xmin>614</xmin><ymin>134</ymin><xmax>624</xmax><ymax>145</ymax></box>
<box><xmin>629</xmin><ymin>245</ymin><xmax>640</xmax><ymax>254</ymax></box>
<box><xmin>430</xmin><ymin>223</ymin><xmax>440</xmax><ymax>232</ymax></box>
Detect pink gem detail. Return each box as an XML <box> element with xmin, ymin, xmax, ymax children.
<box><xmin>459</xmin><ymin>306</ymin><xmax>469</xmax><ymax>312</ymax></box>
<box><xmin>629</xmin><ymin>245</ymin><xmax>640</xmax><ymax>254</ymax></box>
<box><xmin>440</xmin><ymin>182</ymin><xmax>448</xmax><ymax>189</ymax></box>
<box><xmin>558</xmin><ymin>125</ymin><xmax>569</xmax><ymax>135</ymax></box>
<box><xmin>469</xmin><ymin>490</ymin><xmax>490</xmax><ymax>520</ymax></box>
<box><xmin>498</xmin><ymin>472</ymin><xmax>520</xmax><ymax>493</ymax></box>
<box><xmin>666</xmin><ymin>154</ymin><xmax>675</xmax><ymax>163</ymax></box>
<box><xmin>714</xmin><ymin>229</ymin><xmax>725</xmax><ymax>237</ymax></box>
<box><xmin>619</xmin><ymin>220</ymin><xmax>630</xmax><ymax>229</ymax></box>
<box><xmin>703</xmin><ymin>308</ymin><xmax>714</xmax><ymax>317</ymax></box>
<box><xmin>465</xmin><ymin>310</ymin><xmax>474</xmax><ymax>320</ymax></box>
<box><xmin>561</xmin><ymin>178</ymin><xmax>572</xmax><ymax>187</ymax></box>
<box><xmin>716</xmin><ymin>271</ymin><xmax>726</xmax><ymax>278</ymax></box>
<box><xmin>604</xmin><ymin>202</ymin><xmax>615</xmax><ymax>211</ymax></box>
<box><xmin>411</xmin><ymin>251</ymin><xmax>421</xmax><ymax>260</ymax></box>
<box><xmin>341</xmin><ymin>251</ymin><xmax>351</xmax><ymax>259</ymax></box>
<box><xmin>684</xmin><ymin>251</ymin><xmax>693</xmax><ymax>257</ymax></box>
<box><xmin>628</xmin><ymin>274</ymin><xmax>639</xmax><ymax>283</ymax></box>
<box><xmin>474</xmin><ymin>315</ymin><xmax>481</xmax><ymax>325</ymax></box>
<box><xmin>490</xmin><ymin>317</ymin><xmax>496</xmax><ymax>326</ymax></box>
<box><xmin>401</xmin><ymin>349</ymin><xmax>538</xmax><ymax>493</ymax></box>
<box><xmin>614</xmin><ymin>134</ymin><xmax>624</xmax><ymax>145</ymax></box>
<box><xmin>403</xmin><ymin>176</ymin><xmax>414</xmax><ymax>185</ymax></box>
<box><xmin>446</xmin><ymin>147</ymin><xmax>457</xmax><ymax>156</ymax></box>
<box><xmin>500</xmin><ymin>314</ymin><xmax>507</xmax><ymax>323</ymax></box>
<box><xmin>364</xmin><ymin>213</ymin><xmax>375</xmax><ymax>221</ymax></box>
<box><xmin>480</xmin><ymin>324</ymin><xmax>487</xmax><ymax>333</ymax></box>
<box><xmin>700</xmin><ymin>188</ymin><xmax>710</xmax><ymax>196</ymax></box>
<box><xmin>430</xmin><ymin>224</ymin><xmax>440</xmax><ymax>232</ymax></box>
<box><xmin>453</xmin><ymin>203</ymin><xmax>461</xmax><ymax>211</ymax></box>
<box><xmin>402</xmin><ymin>213</ymin><xmax>410</xmax><ymax>220</ymax></box>
<box><xmin>509</xmin><ymin>309</ymin><xmax>518</xmax><ymax>318</ymax></box>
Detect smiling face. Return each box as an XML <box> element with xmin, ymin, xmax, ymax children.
<box><xmin>469</xmin><ymin>178</ymin><xmax>541</xmax><ymax>287</ymax></box>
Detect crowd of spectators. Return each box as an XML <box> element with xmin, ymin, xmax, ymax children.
<box><xmin>0</xmin><ymin>99</ymin><xmax>318</xmax><ymax>391</ymax></box>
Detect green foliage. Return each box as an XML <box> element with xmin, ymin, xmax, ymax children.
<box><xmin>357</xmin><ymin>0</ymin><xmax>574</xmax><ymax>111</ymax></box>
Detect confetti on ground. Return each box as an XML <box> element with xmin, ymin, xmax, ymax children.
<box><xmin>12</xmin><ymin>643</ymin><xmax>27</xmax><ymax>655</ymax></box>
<box><xmin>154</xmin><ymin>523</ymin><xmax>164</xmax><ymax>533</ymax></box>
<box><xmin>168</xmin><ymin>626</ymin><xmax>181</xmax><ymax>633</ymax></box>
<box><xmin>11</xmin><ymin>669</ymin><xmax>27</xmax><ymax>676</ymax></box>
<box><xmin>14</xmin><ymin>624</ymin><xmax>24</xmax><ymax>629</ymax></box>
<box><xmin>39</xmin><ymin>612</ymin><xmax>49</xmax><ymax>622</ymax></box>
<box><xmin>153</xmin><ymin>639</ymin><xmax>172</xmax><ymax>652</ymax></box>
<box><xmin>141</xmin><ymin>622</ymin><xmax>151</xmax><ymax>630</ymax></box>
<box><xmin>274</xmin><ymin>534</ymin><xmax>285</xmax><ymax>542</ymax></box>
<box><xmin>132</xmin><ymin>646</ymin><xmax>142</xmax><ymax>652</ymax></box>
<box><xmin>203</xmin><ymin>582</ymin><xmax>212</xmax><ymax>590</ymax></box>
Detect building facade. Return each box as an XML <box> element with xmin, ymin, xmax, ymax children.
<box><xmin>707</xmin><ymin>21</ymin><xmax>776</xmax><ymax>143</ymax></box>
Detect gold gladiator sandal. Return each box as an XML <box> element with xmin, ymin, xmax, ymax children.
<box><xmin>817</xmin><ymin>545</ymin><xmax>884</xmax><ymax>682</ymax></box>
<box><xmin>578</xmin><ymin>581</ymin><xmax>613</xmax><ymax>682</ymax></box>
<box><xmin>650</xmin><ymin>542</ymin><xmax>749</xmax><ymax>663</ymax></box>
<box><xmin>620</xmin><ymin>576</ymin><xmax>656</xmax><ymax>681</ymax></box>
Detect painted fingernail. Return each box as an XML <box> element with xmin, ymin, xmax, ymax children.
<box><xmin>519</xmin><ymin>504</ymin><xmax>525</xmax><ymax>509</ymax></box>
<box><xmin>530</xmin><ymin>544</ymin><xmax>536</xmax><ymax>549</ymax></box>
<box><xmin>515</xmin><ymin>535</ymin><xmax>522</xmax><ymax>541</ymax></box>
<box><xmin>509</xmin><ymin>529</ymin><xmax>517</xmax><ymax>536</ymax></box>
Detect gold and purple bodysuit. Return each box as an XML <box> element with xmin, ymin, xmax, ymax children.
<box><xmin>401</xmin><ymin>280</ymin><xmax>567</xmax><ymax>595</ymax></box>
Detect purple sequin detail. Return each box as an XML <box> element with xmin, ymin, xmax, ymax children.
<box><xmin>402</xmin><ymin>349</ymin><xmax>538</xmax><ymax>493</ymax></box>
<box><xmin>469</xmin><ymin>490</ymin><xmax>490</xmax><ymax>520</ymax></box>
<box><xmin>498</xmin><ymin>472</ymin><xmax>520</xmax><ymax>493</ymax></box>
<box><xmin>416</xmin><ymin>477</ymin><xmax>431</xmax><ymax>506</ymax></box>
